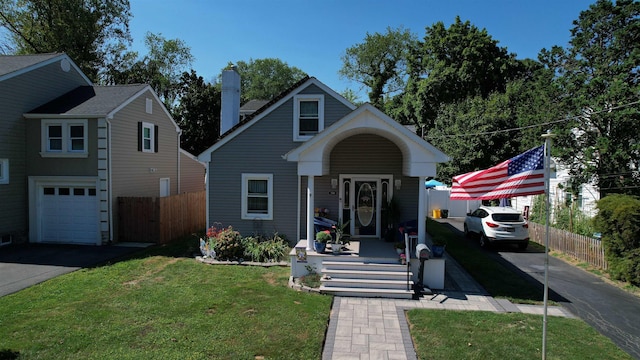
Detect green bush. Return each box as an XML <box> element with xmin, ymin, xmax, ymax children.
<box><xmin>243</xmin><ymin>233</ymin><xmax>289</xmax><ymax>262</ymax></box>
<box><xmin>315</xmin><ymin>231</ymin><xmax>331</xmax><ymax>243</ymax></box>
<box><xmin>594</xmin><ymin>194</ymin><xmax>640</xmax><ymax>285</ymax></box>
<box><xmin>214</xmin><ymin>226</ymin><xmax>244</xmax><ymax>260</ymax></box>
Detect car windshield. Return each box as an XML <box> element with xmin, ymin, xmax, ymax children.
<box><xmin>491</xmin><ymin>213</ymin><xmax>522</xmax><ymax>222</ymax></box>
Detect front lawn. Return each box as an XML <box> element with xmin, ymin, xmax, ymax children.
<box><xmin>407</xmin><ymin>309</ymin><xmax>633</xmax><ymax>360</ymax></box>
<box><xmin>0</xmin><ymin>241</ymin><xmax>331</xmax><ymax>359</ymax></box>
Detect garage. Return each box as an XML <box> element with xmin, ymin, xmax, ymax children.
<box><xmin>38</xmin><ymin>184</ymin><xmax>99</xmax><ymax>245</ymax></box>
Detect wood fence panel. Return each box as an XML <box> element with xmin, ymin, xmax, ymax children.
<box><xmin>119</xmin><ymin>191</ymin><xmax>205</xmax><ymax>244</ymax></box>
<box><xmin>529</xmin><ymin>222</ymin><xmax>607</xmax><ymax>270</ymax></box>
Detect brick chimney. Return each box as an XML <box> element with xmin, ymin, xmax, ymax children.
<box><xmin>220</xmin><ymin>66</ymin><xmax>240</xmax><ymax>136</ymax></box>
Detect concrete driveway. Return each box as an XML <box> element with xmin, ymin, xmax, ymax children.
<box><xmin>0</xmin><ymin>243</ymin><xmax>148</xmax><ymax>297</ymax></box>
<box><xmin>438</xmin><ymin>217</ymin><xmax>640</xmax><ymax>359</ymax></box>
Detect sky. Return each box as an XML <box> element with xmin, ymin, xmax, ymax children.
<box><xmin>128</xmin><ymin>0</ymin><xmax>596</xmax><ymax>100</ymax></box>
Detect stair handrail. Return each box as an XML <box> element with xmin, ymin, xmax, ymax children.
<box><xmin>404</xmin><ymin>232</ymin><xmax>411</xmax><ymax>291</ymax></box>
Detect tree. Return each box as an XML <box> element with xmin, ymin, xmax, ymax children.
<box><xmin>0</xmin><ymin>0</ymin><xmax>132</xmax><ymax>82</ymax></box>
<box><xmin>402</xmin><ymin>17</ymin><xmax>520</xmax><ymax>131</ymax></box>
<box><xmin>172</xmin><ymin>70</ymin><xmax>220</xmax><ymax>155</ymax></box>
<box><xmin>549</xmin><ymin>0</ymin><xmax>640</xmax><ymax>196</ymax></box>
<box><xmin>339</xmin><ymin>26</ymin><xmax>416</xmax><ymax>110</ymax></box>
<box><xmin>233</xmin><ymin>58</ymin><xmax>307</xmax><ymax>103</ymax></box>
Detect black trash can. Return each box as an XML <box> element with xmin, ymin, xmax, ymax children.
<box><xmin>441</xmin><ymin>209</ymin><xmax>449</xmax><ymax>219</ymax></box>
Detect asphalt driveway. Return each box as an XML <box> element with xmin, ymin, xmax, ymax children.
<box><xmin>438</xmin><ymin>217</ymin><xmax>640</xmax><ymax>359</ymax></box>
<box><xmin>0</xmin><ymin>243</ymin><xmax>147</xmax><ymax>297</ymax></box>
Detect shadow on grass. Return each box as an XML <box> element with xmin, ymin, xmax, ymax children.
<box><xmin>430</xmin><ymin>219</ymin><xmax>567</xmax><ymax>304</ymax></box>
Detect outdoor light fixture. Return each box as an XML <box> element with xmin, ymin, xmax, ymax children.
<box><xmin>394</xmin><ymin>179</ymin><xmax>401</xmax><ymax>190</ymax></box>
<box><xmin>331</xmin><ymin>178</ymin><xmax>338</xmax><ymax>189</ymax></box>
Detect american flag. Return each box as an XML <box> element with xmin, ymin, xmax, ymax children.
<box><xmin>450</xmin><ymin>145</ymin><xmax>546</xmax><ymax>200</ymax></box>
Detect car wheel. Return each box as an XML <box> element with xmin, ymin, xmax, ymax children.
<box><xmin>518</xmin><ymin>241</ymin><xmax>529</xmax><ymax>250</ymax></box>
<box><xmin>464</xmin><ymin>224</ymin><xmax>470</xmax><ymax>237</ymax></box>
<box><xmin>479</xmin><ymin>233</ymin><xmax>490</xmax><ymax>248</ymax></box>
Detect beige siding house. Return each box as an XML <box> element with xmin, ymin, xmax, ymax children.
<box><xmin>180</xmin><ymin>149</ymin><xmax>206</xmax><ymax>193</ymax></box>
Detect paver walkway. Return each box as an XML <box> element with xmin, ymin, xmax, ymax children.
<box><xmin>321</xmin><ymin>253</ymin><xmax>574</xmax><ymax>360</ymax></box>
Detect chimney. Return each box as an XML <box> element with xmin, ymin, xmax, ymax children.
<box><xmin>220</xmin><ymin>65</ymin><xmax>241</xmax><ymax>136</ymax></box>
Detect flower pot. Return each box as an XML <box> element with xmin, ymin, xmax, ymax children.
<box><xmin>314</xmin><ymin>241</ymin><xmax>326</xmax><ymax>253</ymax></box>
<box><xmin>331</xmin><ymin>244</ymin><xmax>341</xmax><ymax>254</ymax></box>
<box><xmin>432</xmin><ymin>244</ymin><xmax>445</xmax><ymax>258</ymax></box>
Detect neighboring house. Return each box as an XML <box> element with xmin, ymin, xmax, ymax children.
<box><xmin>198</xmin><ymin>68</ymin><xmax>449</xmax><ymax>250</ymax></box>
<box><xmin>0</xmin><ymin>53</ymin><xmax>204</xmax><ymax>246</ymax></box>
<box><xmin>180</xmin><ymin>149</ymin><xmax>206</xmax><ymax>193</ymax></box>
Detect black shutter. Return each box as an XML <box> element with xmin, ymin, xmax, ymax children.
<box><xmin>137</xmin><ymin>122</ymin><xmax>142</xmax><ymax>151</ymax></box>
<box><xmin>154</xmin><ymin>125</ymin><xmax>159</xmax><ymax>153</ymax></box>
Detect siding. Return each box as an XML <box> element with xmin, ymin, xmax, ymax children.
<box><xmin>180</xmin><ymin>151</ymin><xmax>205</xmax><ymax>193</ymax></box>
<box><xmin>0</xmin><ymin>59</ymin><xmax>88</xmax><ymax>237</ymax></box>
<box><xmin>208</xmin><ymin>83</ymin><xmax>353</xmax><ymax>242</ymax></box>
<box><xmin>110</xmin><ymin>90</ymin><xmax>180</xmax><ymax>240</ymax></box>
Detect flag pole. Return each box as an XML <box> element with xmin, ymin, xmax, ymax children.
<box><xmin>541</xmin><ymin>130</ymin><xmax>554</xmax><ymax>360</ymax></box>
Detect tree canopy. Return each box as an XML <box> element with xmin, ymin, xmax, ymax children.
<box><xmin>232</xmin><ymin>58</ymin><xmax>307</xmax><ymax>104</ymax></box>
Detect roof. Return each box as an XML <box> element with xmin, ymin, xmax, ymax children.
<box><xmin>0</xmin><ymin>53</ymin><xmax>91</xmax><ymax>85</ymax></box>
<box><xmin>26</xmin><ymin>84</ymin><xmax>149</xmax><ymax>117</ymax></box>
<box><xmin>240</xmin><ymin>99</ymin><xmax>269</xmax><ymax>113</ymax></box>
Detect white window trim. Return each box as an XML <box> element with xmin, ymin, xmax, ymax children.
<box><xmin>40</xmin><ymin>119</ymin><xmax>88</xmax><ymax>158</ymax></box>
<box><xmin>241</xmin><ymin>173</ymin><xmax>273</xmax><ymax>220</ymax></box>
<box><xmin>293</xmin><ymin>94</ymin><xmax>324</xmax><ymax>142</ymax></box>
<box><xmin>0</xmin><ymin>159</ymin><xmax>8</xmax><ymax>184</ymax></box>
<box><xmin>141</xmin><ymin>122</ymin><xmax>155</xmax><ymax>153</ymax></box>
<box><xmin>159</xmin><ymin>177</ymin><xmax>170</xmax><ymax>197</ymax></box>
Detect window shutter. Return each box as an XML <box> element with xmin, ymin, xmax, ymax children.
<box><xmin>137</xmin><ymin>122</ymin><xmax>142</xmax><ymax>151</ymax></box>
<box><xmin>154</xmin><ymin>125</ymin><xmax>159</xmax><ymax>153</ymax></box>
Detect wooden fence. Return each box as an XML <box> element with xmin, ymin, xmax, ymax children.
<box><xmin>529</xmin><ymin>222</ymin><xmax>607</xmax><ymax>270</ymax></box>
<box><xmin>118</xmin><ymin>191</ymin><xmax>206</xmax><ymax>244</ymax></box>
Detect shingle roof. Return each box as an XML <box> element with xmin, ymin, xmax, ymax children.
<box><xmin>0</xmin><ymin>53</ymin><xmax>63</xmax><ymax>77</ymax></box>
<box><xmin>28</xmin><ymin>84</ymin><xmax>148</xmax><ymax>116</ymax></box>
<box><xmin>240</xmin><ymin>99</ymin><xmax>269</xmax><ymax>112</ymax></box>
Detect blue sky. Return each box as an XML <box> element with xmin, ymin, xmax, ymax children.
<box><xmin>129</xmin><ymin>0</ymin><xmax>596</xmax><ymax>99</ymax></box>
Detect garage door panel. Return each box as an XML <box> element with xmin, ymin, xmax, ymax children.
<box><xmin>40</xmin><ymin>185</ymin><xmax>99</xmax><ymax>245</ymax></box>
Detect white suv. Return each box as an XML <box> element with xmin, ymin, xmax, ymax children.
<box><xmin>464</xmin><ymin>206</ymin><xmax>529</xmax><ymax>249</ymax></box>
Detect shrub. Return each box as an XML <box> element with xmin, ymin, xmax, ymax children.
<box><xmin>214</xmin><ymin>226</ymin><xmax>244</xmax><ymax>261</ymax></box>
<box><xmin>594</xmin><ymin>194</ymin><xmax>640</xmax><ymax>285</ymax></box>
<box><xmin>315</xmin><ymin>231</ymin><xmax>331</xmax><ymax>243</ymax></box>
<box><xmin>243</xmin><ymin>233</ymin><xmax>289</xmax><ymax>263</ymax></box>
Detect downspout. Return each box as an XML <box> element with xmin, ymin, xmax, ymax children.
<box><xmin>296</xmin><ymin>175</ymin><xmax>301</xmax><ymax>243</ymax></box>
<box><xmin>205</xmin><ymin>160</ymin><xmax>210</xmax><ymax>230</ymax></box>
<box><xmin>106</xmin><ymin>116</ymin><xmax>113</xmax><ymax>242</ymax></box>
<box><xmin>177</xmin><ymin>131</ymin><xmax>182</xmax><ymax>193</ymax></box>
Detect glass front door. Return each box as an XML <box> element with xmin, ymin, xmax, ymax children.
<box><xmin>354</xmin><ymin>180</ymin><xmax>377</xmax><ymax>236</ymax></box>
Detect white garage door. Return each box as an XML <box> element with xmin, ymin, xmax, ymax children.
<box><xmin>40</xmin><ymin>185</ymin><xmax>99</xmax><ymax>244</ymax></box>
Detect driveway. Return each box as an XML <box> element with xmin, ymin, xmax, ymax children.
<box><xmin>0</xmin><ymin>243</ymin><xmax>147</xmax><ymax>297</ymax></box>
<box><xmin>439</xmin><ymin>218</ymin><xmax>640</xmax><ymax>359</ymax></box>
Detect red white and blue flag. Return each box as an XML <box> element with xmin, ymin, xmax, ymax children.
<box><xmin>450</xmin><ymin>145</ymin><xmax>546</xmax><ymax>200</ymax></box>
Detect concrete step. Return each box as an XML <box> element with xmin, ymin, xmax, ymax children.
<box><xmin>322</xmin><ymin>261</ymin><xmax>408</xmax><ymax>272</ymax></box>
<box><xmin>321</xmin><ymin>268</ymin><xmax>413</xmax><ymax>281</ymax></box>
<box><xmin>319</xmin><ymin>285</ymin><xmax>414</xmax><ymax>299</ymax></box>
<box><xmin>321</xmin><ymin>277</ymin><xmax>413</xmax><ymax>290</ymax></box>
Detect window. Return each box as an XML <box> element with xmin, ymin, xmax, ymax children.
<box><xmin>293</xmin><ymin>94</ymin><xmax>324</xmax><ymax>141</ymax></box>
<box><xmin>138</xmin><ymin>122</ymin><xmax>158</xmax><ymax>153</ymax></box>
<box><xmin>242</xmin><ymin>174</ymin><xmax>273</xmax><ymax>220</ymax></box>
<box><xmin>0</xmin><ymin>159</ymin><xmax>8</xmax><ymax>184</ymax></box>
<box><xmin>40</xmin><ymin>119</ymin><xmax>88</xmax><ymax>157</ymax></box>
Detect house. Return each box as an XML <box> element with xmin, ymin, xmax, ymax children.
<box><xmin>0</xmin><ymin>53</ymin><xmax>204</xmax><ymax>246</ymax></box>
<box><xmin>199</xmin><ymin>68</ymin><xmax>449</xmax><ymax>277</ymax></box>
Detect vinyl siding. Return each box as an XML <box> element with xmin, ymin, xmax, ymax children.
<box><xmin>208</xmin><ymin>84</ymin><xmax>353</xmax><ymax>242</ymax></box>
<box><xmin>0</xmin><ymin>59</ymin><xmax>88</xmax><ymax>237</ymax></box>
<box><xmin>110</xmin><ymin>90</ymin><xmax>179</xmax><ymax>240</ymax></box>
<box><xmin>180</xmin><ymin>151</ymin><xmax>205</xmax><ymax>193</ymax></box>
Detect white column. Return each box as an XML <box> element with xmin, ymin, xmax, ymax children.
<box><xmin>306</xmin><ymin>176</ymin><xmax>315</xmax><ymax>251</ymax></box>
<box><xmin>418</xmin><ymin>177</ymin><xmax>426</xmax><ymax>244</ymax></box>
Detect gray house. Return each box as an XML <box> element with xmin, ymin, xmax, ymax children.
<box><xmin>0</xmin><ymin>53</ymin><xmax>204</xmax><ymax>246</ymax></box>
<box><xmin>198</xmin><ymin>69</ymin><xmax>449</xmax><ymax>252</ymax></box>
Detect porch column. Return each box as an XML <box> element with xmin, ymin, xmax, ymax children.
<box><xmin>418</xmin><ymin>177</ymin><xmax>426</xmax><ymax>244</ymax></box>
<box><xmin>306</xmin><ymin>176</ymin><xmax>315</xmax><ymax>251</ymax></box>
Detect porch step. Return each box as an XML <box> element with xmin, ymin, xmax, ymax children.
<box><xmin>320</xmin><ymin>258</ymin><xmax>414</xmax><ymax>299</ymax></box>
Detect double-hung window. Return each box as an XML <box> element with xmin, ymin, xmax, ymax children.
<box><xmin>138</xmin><ymin>122</ymin><xmax>158</xmax><ymax>153</ymax></box>
<box><xmin>293</xmin><ymin>94</ymin><xmax>324</xmax><ymax>141</ymax></box>
<box><xmin>241</xmin><ymin>174</ymin><xmax>273</xmax><ymax>220</ymax></box>
<box><xmin>41</xmin><ymin>119</ymin><xmax>88</xmax><ymax>157</ymax></box>
<box><xmin>0</xmin><ymin>159</ymin><xmax>8</xmax><ymax>184</ymax></box>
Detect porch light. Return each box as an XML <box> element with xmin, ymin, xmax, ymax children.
<box><xmin>331</xmin><ymin>178</ymin><xmax>338</xmax><ymax>189</ymax></box>
<box><xmin>394</xmin><ymin>179</ymin><xmax>401</xmax><ymax>190</ymax></box>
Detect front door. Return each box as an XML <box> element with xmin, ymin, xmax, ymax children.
<box><xmin>340</xmin><ymin>176</ymin><xmax>392</xmax><ymax>239</ymax></box>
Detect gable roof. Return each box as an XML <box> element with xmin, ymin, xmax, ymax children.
<box><xmin>197</xmin><ymin>76</ymin><xmax>357</xmax><ymax>162</ymax></box>
<box><xmin>0</xmin><ymin>53</ymin><xmax>91</xmax><ymax>85</ymax></box>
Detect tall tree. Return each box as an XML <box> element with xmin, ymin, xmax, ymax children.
<box><xmin>173</xmin><ymin>70</ymin><xmax>220</xmax><ymax>155</ymax></box>
<box><xmin>0</xmin><ymin>0</ymin><xmax>131</xmax><ymax>81</ymax></box>
<box><xmin>339</xmin><ymin>26</ymin><xmax>417</xmax><ymax>110</ymax></box>
<box><xmin>233</xmin><ymin>58</ymin><xmax>306</xmax><ymax>103</ymax></box>
<box><xmin>549</xmin><ymin>0</ymin><xmax>640</xmax><ymax>196</ymax></box>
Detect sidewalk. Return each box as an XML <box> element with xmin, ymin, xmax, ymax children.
<box><xmin>321</xmin><ymin>252</ymin><xmax>574</xmax><ymax>360</ymax></box>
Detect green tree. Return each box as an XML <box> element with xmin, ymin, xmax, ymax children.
<box><xmin>339</xmin><ymin>26</ymin><xmax>417</xmax><ymax>110</ymax></box>
<box><xmin>0</xmin><ymin>0</ymin><xmax>132</xmax><ymax>82</ymax></box>
<box><xmin>549</xmin><ymin>0</ymin><xmax>640</xmax><ymax>196</ymax></box>
<box><xmin>173</xmin><ymin>70</ymin><xmax>220</xmax><ymax>155</ymax></box>
<box><xmin>233</xmin><ymin>58</ymin><xmax>307</xmax><ymax>103</ymax></box>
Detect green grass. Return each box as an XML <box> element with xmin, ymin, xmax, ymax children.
<box><xmin>0</xmin><ymin>238</ymin><xmax>331</xmax><ymax>359</ymax></box>
<box><xmin>428</xmin><ymin>219</ymin><xmax>546</xmax><ymax>303</ymax></box>
<box><xmin>407</xmin><ymin>309</ymin><xmax>633</xmax><ymax>360</ymax></box>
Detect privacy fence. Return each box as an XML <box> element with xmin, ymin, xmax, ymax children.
<box><xmin>529</xmin><ymin>222</ymin><xmax>607</xmax><ymax>270</ymax></box>
<box><xmin>118</xmin><ymin>191</ymin><xmax>206</xmax><ymax>244</ymax></box>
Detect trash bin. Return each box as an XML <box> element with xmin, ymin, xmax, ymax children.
<box><xmin>441</xmin><ymin>209</ymin><xmax>449</xmax><ymax>219</ymax></box>
<box><xmin>432</xmin><ymin>209</ymin><xmax>441</xmax><ymax>218</ymax></box>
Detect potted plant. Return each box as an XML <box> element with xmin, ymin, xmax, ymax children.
<box><xmin>431</xmin><ymin>237</ymin><xmax>447</xmax><ymax>258</ymax></box>
<box><xmin>331</xmin><ymin>220</ymin><xmax>350</xmax><ymax>254</ymax></box>
<box><xmin>314</xmin><ymin>231</ymin><xmax>331</xmax><ymax>253</ymax></box>
<box><xmin>394</xmin><ymin>241</ymin><xmax>406</xmax><ymax>254</ymax></box>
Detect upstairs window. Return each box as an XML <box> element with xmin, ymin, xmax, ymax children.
<box><xmin>241</xmin><ymin>173</ymin><xmax>273</xmax><ymax>220</ymax></box>
<box><xmin>138</xmin><ymin>122</ymin><xmax>158</xmax><ymax>153</ymax></box>
<box><xmin>0</xmin><ymin>159</ymin><xmax>8</xmax><ymax>184</ymax></box>
<box><xmin>40</xmin><ymin>119</ymin><xmax>88</xmax><ymax>157</ymax></box>
<box><xmin>293</xmin><ymin>94</ymin><xmax>324</xmax><ymax>141</ymax></box>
